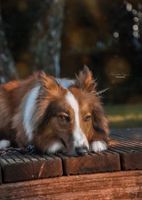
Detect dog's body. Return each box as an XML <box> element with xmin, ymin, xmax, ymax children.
<box><xmin>0</xmin><ymin>67</ymin><xmax>109</xmax><ymax>155</ymax></box>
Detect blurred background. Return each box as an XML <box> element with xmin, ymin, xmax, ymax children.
<box><xmin>0</xmin><ymin>0</ymin><xmax>142</xmax><ymax>128</ymax></box>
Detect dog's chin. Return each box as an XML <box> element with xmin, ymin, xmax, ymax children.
<box><xmin>46</xmin><ymin>144</ymin><xmax>89</xmax><ymax>157</ymax></box>
<box><xmin>45</xmin><ymin>141</ymin><xmax>65</xmax><ymax>155</ymax></box>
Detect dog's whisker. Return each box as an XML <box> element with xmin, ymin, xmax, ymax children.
<box><xmin>97</xmin><ymin>88</ymin><xmax>109</xmax><ymax>96</ymax></box>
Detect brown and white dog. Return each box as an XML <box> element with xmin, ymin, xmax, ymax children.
<box><xmin>0</xmin><ymin>66</ymin><xmax>109</xmax><ymax>155</ymax></box>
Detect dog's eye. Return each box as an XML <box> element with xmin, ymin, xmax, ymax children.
<box><xmin>57</xmin><ymin>112</ymin><xmax>70</xmax><ymax>122</ymax></box>
<box><xmin>83</xmin><ymin>113</ymin><xmax>92</xmax><ymax>122</ymax></box>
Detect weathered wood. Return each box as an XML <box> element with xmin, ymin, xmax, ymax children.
<box><xmin>121</xmin><ymin>151</ymin><xmax>142</xmax><ymax>170</ymax></box>
<box><xmin>0</xmin><ymin>129</ymin><xmax>141</xmax><ymax>199</ymax></box>
<box><xmin>0</xmin><ymin>154</ymin><xmax>62</xmax><ymax>183</ymax></box>
<box><xmin>110</xmin><ymin>129</ymin><xmax>142</xmax><ymax>170</ymax></box>
<box><xmin>0</xmin><ymin>171</ymin><xmax>141</xmax><ymax>200</ymax></box>
<box><xmin>111</xmin><ymin>128</ymin><xmax>142</xmax><ymax>141</ymax></box>
<box><xmin>61</xmin><ymin>129</ymin><xmax>142</xmax><ymax>175</ymax></box>
<box><xmin>62</xmin><ymin>151</ymin><xmax>120</xmax><ymax>175</ymax></box>
<box><xmin>0</xmin><ymin>128</ymin><xmax>141</xmax><ymax>183</ymax></box>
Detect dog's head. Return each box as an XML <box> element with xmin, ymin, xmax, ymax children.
<box><xmin>24</xmin><ymin>66</ymin><xmax>109</xmax><ymax>155</ymax></box>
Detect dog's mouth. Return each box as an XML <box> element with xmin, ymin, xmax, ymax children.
<box><xmin>26</xmin><ymin>138</ymin><xmax>89</xmax><ymax>157</ymax></box>
<box><xmin>61</xmin><ymin>147</ymin><xmax>88</xmax><ymax>156</ymax></box>
<box><xmin>56</xmin><ymin>135</ymin><xmax>90</xmax><ymax>156</ymax></box>
<box><xmin>58</xmin><ymin>139</ymin><xmax>89</xmax><ymax>156</ymax></box>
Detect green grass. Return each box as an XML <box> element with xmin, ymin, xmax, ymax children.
<box><xmin>105</xmin><ymin>104</ymin><xmax>142</xmax><ymax>128</ymax></box>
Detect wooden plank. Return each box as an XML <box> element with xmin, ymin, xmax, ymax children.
<box><xmin>0</xmin><ymin>153</ymin><xmax>62</xmax><ymax>183</ymax></box>
<box><xmin>0</xmin><ymin>170</ymin><xmax>141</xmax><ymax>200</ymax></box>
<box><xmin>111</xmin><ymin>128</ymin><xmax>142</xmax><ymax>141</ymax></box>
<box><xmin>62</xmin><ymin>151</ymin><xmax>120</xmax><ymax>175</ymax></box>
<box><xmin>0</xmin><ymin>128</ymin><xmax>141</xmax><ymax>183</ymax></box>
<box><xmin>110</xmin><ymin>133</ymin><xmax>142</xmax><ymax>170</ymax></box>
<box><xmin>121</xmin><ymin>151</ymin><xmax>142</xmax><ymax>170</ymax></box>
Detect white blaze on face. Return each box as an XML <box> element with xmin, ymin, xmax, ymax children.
<box><xmin>23</xmin><ymin>85</ymin><xmax>41</xmax><ymax>142</ymax></box>
<box><xmin>65</xmin><ymin>91</ymin><xmax>89</xmax><ymax>150</ymax></box>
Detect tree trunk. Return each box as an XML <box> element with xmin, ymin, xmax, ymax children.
<box><xmin>0</xmin><ymin>6</ymin><xmax>18</xmax><ymax>83</ymax></box>
<box><xmin>30</xmin><ymin>0</ymin><xmax>65</xmax><ymax>77</ymax></box>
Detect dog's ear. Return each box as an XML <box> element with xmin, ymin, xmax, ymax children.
<box><xmin>39</xmin><ymin>71</ymin><xmax>64</xmax><ymax>96</ymax></box>
<box><xmin>31</xmin><ymin>72</ymin><xmax>66</xmax><ymax>130</ymax></box>
<box><xmin>92</xmin><ymin>102</ymin><xmax>109</xmax><ymax>141</ymax></box>
<box><xmin>76</xmin><ymin>66</ymin><xmax>97</xmax><ymax>92</ymax></box>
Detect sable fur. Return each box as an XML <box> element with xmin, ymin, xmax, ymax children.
<box><xmin>0</xmin><ymin>67</ymin><xmax>109</xmax><ymax>155</ymax></box>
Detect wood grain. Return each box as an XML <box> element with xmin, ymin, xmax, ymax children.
<box><xmin>121</xmin><ymin>151</ymin><xmax>142</xmax><ymax>170</ymax></box>
<box><xmin>0</xmin><ymin>170</ymin><xmax>141</xmax><ymax>200</ymax></box>
<box><xmin>111</xmin><ymin>128</ymin><xmax>142</xmax><ymax>141</ymax></box>
<box><xmin>62</xmin><ymin>151</ymin><xmax>120</xmax><ymax>175</ymax></box>
<box><xmin>0</xmin><ymin>128</ymin><xmax>142</xmax><ymax>199</ymax></box>
<box><xmin>0</xmin><ymin>154</ymin><xmax>62</xmax><ymax>183</ymax></box>
<box><xmin>110</xmin><ymin>130</ymin><xmax>142</xmax><ymax>170</ymax></box>
<box><xmin>0</xmin><ymin>128</ymin><xmax>142</xmax><ymax>183</ymax></box>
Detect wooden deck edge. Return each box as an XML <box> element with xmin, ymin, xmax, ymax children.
<box><xmin>0</xmin><ymin>170</ymin><xmax>142</xmax><ymax>200</ymax></box>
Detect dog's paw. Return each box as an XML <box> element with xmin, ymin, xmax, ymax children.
<box><xmin>0</xmin><ymin>139</ymin><xmax>10</xmax><ymax>149</ymax></box>
<box><xmin>90</xmin><ymin>141</ymin><xmax>107</xmax><ymax>152</ymax></box>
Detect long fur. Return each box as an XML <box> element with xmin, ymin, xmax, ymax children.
<box><xmin>0</xmin><ymin>67</ymin><xmax>109</xmax><ymax>155</ymax></box>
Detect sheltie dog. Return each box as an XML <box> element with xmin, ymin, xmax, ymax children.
<box><xmin>0</xmin><ymin>66</ymin><xmax>109</xmax><ymax>155</ymax></box>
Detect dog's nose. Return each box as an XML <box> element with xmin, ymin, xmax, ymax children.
<box><xmin>75</xmin><ymin>146</ymin><xmax>88</xmax><ymax>156</ymax></box>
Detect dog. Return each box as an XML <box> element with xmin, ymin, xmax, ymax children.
<box><xmin>0</xmin><ymin>66</ymin><xmax>109</xmax><ymax>155</ymax></box>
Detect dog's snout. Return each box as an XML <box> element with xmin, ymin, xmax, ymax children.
<box><xmin>75</xmin><ymin>146</ymin><xmax>88</xmax><ymax>155</ymax></box>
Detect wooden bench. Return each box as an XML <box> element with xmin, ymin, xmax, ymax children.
<box><xmin>0</xmin><ymin>128</ymin><xmax>142</xmax><ymax>199</ymax></box>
